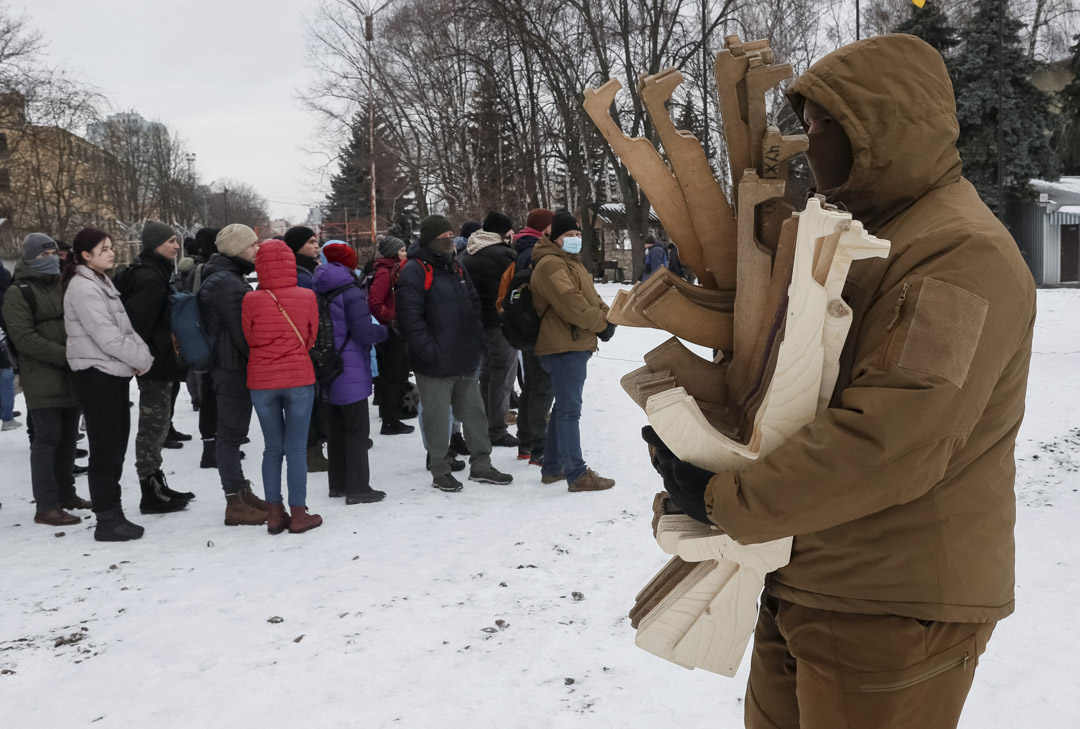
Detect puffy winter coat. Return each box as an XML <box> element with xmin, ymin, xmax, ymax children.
<box><xmin>65</xmin><ymin>265</ymin><xmax>154</xmax><ymax>378</ymax></box>
<box><xmin>312</xmin><ymin>262</ymin><xmax>387</xmax><ymax>405</ymax></box>
<box><xmin>460</xmin><ymin>231</ymin><xmax>518</xmax><ymax>329</ymax></box>
<box><xmin>243</xmin><ymin>240</ymin><xmax>318</xmax><ymax>391</ymax></box>
<box><xmin>115</xmin><ymin>250</ymin><xmax>181</xmax><ymax>381</ymax></box>
<box><xmin>704</xmin><ymin>34</ymin><xmax>1037</xmax><ymax>624</ymax></box>
<box><xmin>198</xmin><ymin>253</ymin><xmax>254</xmax><ymax>373</ymax></box>
<box><xmin>641</xmin><ymin>244</ymin><xmax>666</xmax><ymax>281</ymax></box>
<box><xmin>530</xmin><ymin>238</ymin><xmax>609</xmax><ymax>357</ymax></box>
<box><xmin>1</xmin><ymin>260</ymin><xmax>78</xmax><ymax>409</ymax></box>
<box><xmin>368</xmin><ymin>255</ymin><xmax>400</xmax><ymax>326</ymax></box>
<box><xmin>396</xmin><ymin>245</ymin><xmax>484</xmax><ymax>378</ymax></box>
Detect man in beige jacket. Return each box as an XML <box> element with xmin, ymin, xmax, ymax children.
<box><xmin>645</xmin><ymin>35</ymin><xmax>1036</xmax><ymax>728</ymax></box>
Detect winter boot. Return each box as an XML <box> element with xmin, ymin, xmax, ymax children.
<box><xmin>139</xmin><ymin>474</ymin><xmax>189</xmax><ymax>514</ymax></box>
<box><xmin>541</xmin><ymin>469</ymin><xmax>566</xmax><ymax>484</ymax></box>
<box><xmin>34</xmin><ymin>509</ymin><xmax>81</xmax><ymax>526</ymax></box>
<box><xmin>200</xmin><ymin>439</ymin><xmax>217</xmax><ymax>469</ymax></box>
<box><xmin>239</xmin><ymin>481</ymin><xmax>268</xmax><ymax>511</ymax></box>
<box><xmin>169</xmin><ymin>425</ymin><xmax>192</xmax><ymax>442</ymax></box>
<box><xmin>266</xmin><ymin>502</ymin><xmax>290</xmax><ymax>535</ymax></box>
<box><xmin>288</xmin><ymin>506</ymin><xmax>323</xmax><ymax>533</ymax></box>
<box><xmin>568</xmin><ymin>469</ymin><xmax>616</xmax><ymax>492</ymax></box>
<box><xmin>156</xmin><ymin>470</ymin><xmax>194</xmax><ymax>501</ymax></box>
<box><xmin>224</xmin><ymin>492</ymin><xmax>267</xmax><ymax>526</ymax></box>
<box><xmin>432</xmin><ymin>473</ymin><xmax>463</xmax><ymax>492</ymax></box>
<box><xmin>94</xmin><ymin>506</ymin><xmax>144</xmax><ymax>542</ymax></box>
<box><xmin>449</xmin><ymin>432</ymin><xmax>470</xmax><ymax>456</ymax></box>
<box><xmin>380</xmin><ymin>420</ymin><xmax>415</xmax><ymax>435</ymax></box>
<box><xmin>61</xmin><ymin>495</ymin><xmax>93</xmax><ymax>510</ymax></box>
<box><xmin>307</xmin><ymin>444</ymin><xmax>330</xmax><ymax>473</ymax></box>
<box><xmin>469</xmin><ymin>466</ymin><xmax>513</xmax><ymax>485</ymax></box>
<box><xmin>346</xmin><ymin>489</ymin><xmax>386</xmax><ymax>505</ymax></box>
<box><xmin>426</xmin><ymin>452</ymin><xmax>465</xmax><ymax>472</ymax></box>
<box><xmin>490</xmin><ymin>433</ymin><xmax>519</xmax><ymax>448</ymax></box>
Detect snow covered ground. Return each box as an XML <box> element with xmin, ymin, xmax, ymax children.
<box><xmin>1</xmin><ymin>283</ymin><xmax>1077</xmax><ymax>728</ymax></box>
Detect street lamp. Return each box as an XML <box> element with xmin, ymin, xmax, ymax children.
<box><xmin>363</xmin><ymin>1</ymin><xmax>393</xmax><ymax>251</ymax></box>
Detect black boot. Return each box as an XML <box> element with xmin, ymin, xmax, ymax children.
<box><xmin>449</xmin><ymin>432</ymin><xmax>470</xmax><ymax>456</ymax></box>
<box><xmin>200</xmin><ymin>439</ymin><xmax>217</xmax><ymax>469</ymax></box>
<box><xmin>426</xmin><ymin>452</ymin><xmax>465</xmax><ymax>472</ymax></box>
<box><xmin>156</xmin><ymin>470</ymin><xmax>194</xmax><ymax>501</ymax></box>
<box><xmin>139</xmin><ymin>473</ymin><xmax>188</xmax><ymax>514</ymax></box>
<box><xmin>169</xmin><ymin>425</ymin><xmax>193</xmax><ymax>442</ymax></box>
<box><xmin>94</xmin><ymin>506</ymin><xmax>145</xmax><ymax>542</ymax></box>
<box><xmin>380</xmin><ymin>420</ymin><xmax>415</xmax><ymax>435</ymax></box>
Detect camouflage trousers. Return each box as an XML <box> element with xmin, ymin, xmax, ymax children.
<box><xmin>135</xmin><ymin>378</ymin><xmax>173</xmax><ymax>480</ymax></box>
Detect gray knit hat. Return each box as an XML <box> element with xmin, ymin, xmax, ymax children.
<box><xmin>140</xmin><ymin>221</ymin><xmax>177</xmax><ymax>252</ymax></box>
<box><xmin>22</xmin><ymin>233</ymin><xmax>57</xmax><ymax>261</ymax></box>
<box><xmin>377</xmin><ymin>235</ymin><xmax>406</xmax><ymax>258</ymax></box>
<box><xmin>215</xmin><ymin>224</ymin><xmax>258</xmax><ymax>257</ymax></box>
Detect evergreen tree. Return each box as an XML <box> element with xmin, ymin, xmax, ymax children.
<box><xmin>892</xmin><ymin>0</ymin><xmax>959</xmax><ymax>62</ymax></box>
<box><xmin>1054</xmin><ymin>34</ymin><xmax>1080</xmax><ymax>175</ymax></box>
<box><xmin>325</xmin><ymin>112</ymin><xmax>414</xmax><ymax>231</ymax></box>
<box><xmin>952</xmin><ymin>0</ymin><xmax>1059</xmax><ymax>210</ymax></box>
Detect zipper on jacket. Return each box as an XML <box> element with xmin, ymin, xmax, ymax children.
<box><xmin>858</xmin><ymin>652</ymin><xmax>970</xmax><ymax>694</ymax></box>
<box><xmin>881</xmin><ymin>281</ymin><xmax>911</xmax><ymax>368</ymax></box>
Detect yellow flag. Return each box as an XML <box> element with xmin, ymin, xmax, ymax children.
<box><xmin>913</xmin><ymin>0</ymin><xmax>926</xmax><ymax>6</ymax></box>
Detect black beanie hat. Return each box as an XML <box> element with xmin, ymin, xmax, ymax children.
<box><xmin>460</xmin><ymin>220</ymin><xmax>482</xmax><ymax>239</ymax></box>
<box><xmin>141</xmin><ymin>221</ymin><xmax>176</xmax><ymax>252</ymax></box>
<box><xmin>283</xmin><ymin>226</ymin><xmax>316</xmax><ymax>253</ymax></box>
<box><xmin>420</xmin><ymin>215</ymin><xmax>455</xmax><ymax>246</ymax></box>
<box><xmin>481</xmin><ymin>211</ymin><xmax>513</xmax><ymax>236</ymax></box>
<box><xmin>195</xmin><ymin>227</ymin><xmax>220</xmax><ymax>259</ymax></box>
<box><xmin>548</xmin><ymin>211</ymin><xmax>579</xmax><ymax>242</ymax></box>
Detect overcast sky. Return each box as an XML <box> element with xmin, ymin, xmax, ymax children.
<box><xmin>25</xmin><ymin>0</ymin><xmax>331</xmax><ymax>222</ymax></box>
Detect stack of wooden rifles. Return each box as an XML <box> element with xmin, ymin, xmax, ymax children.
<box><xmin>583</xmin><ymin>36</ymin><xmax>891</xmax><ymax>676</ymax></box>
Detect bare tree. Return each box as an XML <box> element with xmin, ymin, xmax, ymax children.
<box><xmin>204</xmin><ymin>178</ymin><xmax>270</xmax><ymax>229</ymax></box>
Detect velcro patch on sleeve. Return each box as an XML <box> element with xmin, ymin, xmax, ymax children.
<box><xmin>897</xmin><ymin>278</ymin><xmax>988</xmax><ymax>388</ymax></box>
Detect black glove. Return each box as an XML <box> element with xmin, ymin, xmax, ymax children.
<box><xmin>597</xmin><ymin>322</ymin><xmax>617</xmax><ymax>342</ymax></box>
<box><xmin>642</xmin><ymin>426</ymin><xmax>714</xmax><ymax>525</ymax></box>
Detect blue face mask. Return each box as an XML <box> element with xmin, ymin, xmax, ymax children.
<box><xmin>562</xmin><ymin>236</ymin><xmax>582</xmax><ymax>255</ymax></box>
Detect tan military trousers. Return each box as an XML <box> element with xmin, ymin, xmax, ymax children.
<box><xmin>745</xmin><ymin>594</ymin><xmax>996</xmax><ymax>729</ymax></box>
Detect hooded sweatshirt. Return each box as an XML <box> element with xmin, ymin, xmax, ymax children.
<box><xmin>704</xmin><ymin>34</ymin><xmax>1037</xmax><ymax>623</ymax></box>
<box><xmin>242</xmin><ymin>240</ymin><xmax>318</xmax><ymax>391</ymax></box>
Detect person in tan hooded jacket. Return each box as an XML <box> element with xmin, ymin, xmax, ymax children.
<box><xmin>644</xmin><ymin>35</ymin><xmax>1036</xmax><ymax>729</ymax></box>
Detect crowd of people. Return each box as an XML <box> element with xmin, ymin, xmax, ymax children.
<box><xmin>0</xmin><ymin>207</ymin><xmax>618</xmax><ymax>542</ymax></box>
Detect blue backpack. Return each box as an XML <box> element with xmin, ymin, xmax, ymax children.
<box><xmin>170</xmin><ymin>265</ymin><xmax>218</xmax><ymax>373</ymax></box>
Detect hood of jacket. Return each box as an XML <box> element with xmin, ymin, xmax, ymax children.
<box><xmin>312</xmin><ymin>261</ymin><xmax>356</xmax><ymax>294</ymax></box>
<box><xmin>255</xmin><ymin>240</ymin><xmax>298</xmax><ymax>290</ymax></box>
<box><xmin>374</xmin><ymin>255</ymin><xmax>399</xmax><ymax>274</ymax></box>
<box><xmin>203</xmin><ymin>251</ymin><xmax>255</xmax><ymax>279</ymax></box>
<box><xmin>514</xmin><ymin>229</ymin><xmax>542</xmax><ymax>254</ymax></box>
<box><xmin>787</xmin><ymin>33</ymin><xmax>962</xmax><ymax>232</ymax></box>
<box><xmin>465</xmin><ymin>230</ymin><xmax>507</xmax><ymax>256</ymax></box>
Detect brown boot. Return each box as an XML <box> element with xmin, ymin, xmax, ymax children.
<box><xmin>224</xmin><ymin>492</ymin><xmax>268</xmax><ymax>526</ymax></box>
<box><xmin>307</xmin><ymin>444</ymin><xmax>329</xmax><ymax>473</ymax></box>
<box><xmin>288</xmin><ymin>505</ymin><xmax>322</xmax><ymax>534</ymax></box>
<box><xmin>239</xmin><ymin>481</ymin><xmax>268</xmax><ymax>511</ymax></box>
<box><xmin>35</xmin><ymin>509</ymin><xmax>82</xmax><ymax>526</ymax></box>
<box><xmin>568</xmin><ymin>468</ymin><xmax>615</xmax><ymax>492</ymax></box>
<box><xmin>266</xmin><ymin>502</ymin><xmax>290</xmax><ymax>535</ymax></box>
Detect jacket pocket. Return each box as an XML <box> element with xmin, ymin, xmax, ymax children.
<box><xmin>842</xmin><ymin>634</ymin><xmax>977</xmax><ymax>695</ymax></box>
<box><xmin>880</xmin><ymin>281</ymin><xmax>910</xmax><ymax>369</ymax></box>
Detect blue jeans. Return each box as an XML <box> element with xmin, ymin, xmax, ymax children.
<box><xmin>0</xmin><ymin>368</ymin><xmax>13</xmax><ymax>421</ymax></box>
<box><xmin>538</xmin><ymin>351</ymin><xmax>591</xmax><ymax>484</ymax></box>
<box><xmin>251</xmin><ymin>386</ymin><xmax>315</xmax><ymax>506</ymax></box>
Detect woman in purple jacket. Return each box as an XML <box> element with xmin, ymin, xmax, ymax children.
<box><xmin>312</xmin><ymin>243</ymin><xmax>388</xmax><ymax>504</ymax></box>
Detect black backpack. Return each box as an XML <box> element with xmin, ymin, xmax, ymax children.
<box><xmin>311</xmin><ymin>283</ymin><xmax>355</xmax><ymax>391</ymax></box>
<box><xmin>499</xmin><ymin>267</ymin><xmax>545</xmax><ymax>349</ymax></box>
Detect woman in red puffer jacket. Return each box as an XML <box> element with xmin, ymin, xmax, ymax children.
<box><xmin>242</xmin><ymin>239</ymin><xmax>321</xmax><ymax>534</ymax></box>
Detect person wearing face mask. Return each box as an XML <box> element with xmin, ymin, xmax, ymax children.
<box><xmin>2</xmin><ymin>233</ymin><xmax>91</xmax><ymax>526</ymax></box>
<box><xmin>643</xmin><ymin>35</ymin><xmax>1036</xmax><ymax>729</ymax></box>
<box><xmin>116</xmin><ymin>222</ymin><xmax>193</xmax><ymax>515</ymax></box>
<box><xmin>529</xmin><ymin>211</ymin><xmax>616</xmax><ymax>493</ymax></box>
<box><xmin>63</xmin><ymin>228</ymin><xmax>154</xmax><ymax>541</ymax></box>
<box><xmin>460</xmin><ymin>211</ymin><xmax>520</xmax><ymax>448</ymax></box>
<box><xmin>396</xmin><ymin>214</ymin><xmax>513</xmax><ymax>492</ymax></box>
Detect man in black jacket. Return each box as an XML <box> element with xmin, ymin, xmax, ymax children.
<box><xmin>197</xmin><ymin>224</ymin><xmax>267</xmax><ymax>526</ymax></box>
<box><xmin>397</xmin><ymin>214</ymin><xmax>513</xmax><ymax>492</ymax></box>
<box><xmin>461</xmin><ymin>211</ymin><xmax>519</xmax><ymax>448</ymax></box>
<box><xmin>117</xmin><ymin>222</ymin><xmax>192</xmax><ymax>514</ymax></box>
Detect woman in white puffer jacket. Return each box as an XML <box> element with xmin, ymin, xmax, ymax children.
<box><xmin>63</xmin><ymin>228</ymin><xmax>154</xmax><ymax>542</ymax></box>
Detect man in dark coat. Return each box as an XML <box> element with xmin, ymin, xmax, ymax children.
<box><xmin>197</xmin><ymin>224</ymin><xmax>267</xmax><ymax>526</ymax></box>
<box><xmin>640</xmin><ymin>235</ymin><xmax>666</xmax><ymax>281</ymax></box>
<box><xmin>116</xmin><ymin>222</ymin><xmax>192</xmax><ymax>514</ymax></box>
<box><xmin>396</xmin><ymin>214</ymin><xmax>512</xmax><ymax>492</ymax></box>
<box><xmin>511</xmin><ymin>208</ymin><xmax>555</xmax><ymax>464</ymax></box>
<box><xmin>460</xmin><ymin>211</ymin><xmax>519</xmax><ymax>448</ymax></box>
<box><xmin>2</xmin><ymin>233</ymin><xmax>90</xmax><ymax>525</ymax></box>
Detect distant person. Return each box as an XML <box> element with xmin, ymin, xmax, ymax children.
<box><xmin>368</xmin><ymin>234</ymin><xmax>414</xmax><ymax>436</ymax></box>
<box><xmin>3</xmin><ymin>233</ymin><xmax>91</xmax><ymax>525</ymax></box>
<box><xmin>454</xmin><ymin>220</ymin><xmax>481</xmax><ymax>254</ymax></box>
<box><xmin>665</xmin><ymin>240</ymin><xmax>685</xmax><ymax>279</ymax></box>
<box><xmin>63</xmin><ymin>228</ymin><xmax>154</xmax><ymax>541</ymax></box>
<box><xmin>530</xmin><ymin>212</ymin><xmax>616</xmax><ymax>492</ymax></box>
<box><xmin>191</xmin><ymin>228</ymin><xmax>221</xmax><ymax>465</ymax></box>
<box><xmin>640</xmin><ymin>235</ymin><xmax>666</xmax><ymax>281</ymax></box>
<box><xmin>0</xmin><ymin>258</ymin><xmax>18</xmax><ymax>432</ymax></box>
<box><xmin>242</xmin><ymin>240</ymin><xmax>322</xmax><ymax>533</ymax></box>
<box><xmin>396</xmin><ymin>214</ymin><xmax>512</xmax><ymax>492</ymax></box>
